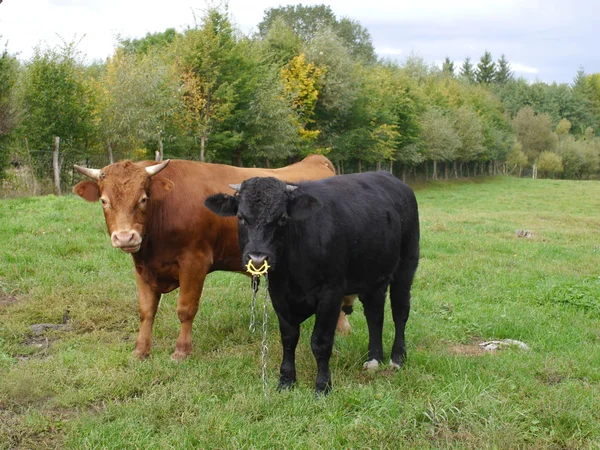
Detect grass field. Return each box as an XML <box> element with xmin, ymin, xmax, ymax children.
<box><xmin>1</xmin><ymin>176</ymin><xmax>599</xmax><ymax>449</ymax></box>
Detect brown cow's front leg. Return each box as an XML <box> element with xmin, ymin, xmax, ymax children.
<box><xmin>171</xmin><ymin>257</ymin><xmax>209</xmax><ymax>361</ymax></box>
<box><xmin>133</xmin><ymin>272</ymin><xmax>161</xmax><ymax>359</ymax></box>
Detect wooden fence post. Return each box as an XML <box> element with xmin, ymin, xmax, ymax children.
<box><xmin>52</xmin><ymin>136</ymin><xmax>61</xmax><ymax>196</ymax></box>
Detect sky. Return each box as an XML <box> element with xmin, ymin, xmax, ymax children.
<box><xmin>1</xmin><ymin>0</ymin><xmax>598</xmax><ymax>84</ymax></box>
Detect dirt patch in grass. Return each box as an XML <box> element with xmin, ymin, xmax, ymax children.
<box><xmin>0</xmin><ymin>406</ymin><xmax>72</xmax><ymax>449</ymax></box>
<box><xmin>447</xmin><ymin>343</ymin><xmax>487</xmax><ymax>356</ymax></box>
<box><xmin>0</xmin><ymin>291</ymin><xmax>18</xmax><ymax>307</ymax></box>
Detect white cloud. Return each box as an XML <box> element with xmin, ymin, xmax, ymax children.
<box><xmin>376</xmin><ymin>46</ymin><xmax>403</xmax><ymax>56</ymax></box>
<box><xmin>511</xmin><ymin>62</ymin><xmax>539</xmax><ymax>74</ymax></box>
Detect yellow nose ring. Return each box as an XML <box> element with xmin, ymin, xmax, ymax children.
<box><xmin>246</xmin><ymin>259</ymin><xmax>270</xmax><ymax>276</ymax></box>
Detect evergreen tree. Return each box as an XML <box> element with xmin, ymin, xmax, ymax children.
<box><xmin>459</xmin><ymin>57</ymin><xmax>475</xmax><ymax>83</ymax></box>
<box><xmin>573</xmin><ymin>66</ymin><xmax>587</xmax><ymax>89</ymax></box>
<box><xmin>476</xmin><ymin>51</ymin><xmax>496</xmax><ymax>84</ymax></box>
<box><xmin>494</xmin><ymin>54</ymin><xmax>513</xmax><ymax>84</ymax></box>
<box><xmin>442</xmin><ymin>56</ymin><xmax>454</xmax><ymax>77</ymax></box>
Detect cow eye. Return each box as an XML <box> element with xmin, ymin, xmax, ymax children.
<box><xmin>140</xmin><ymin>196</ymin><xmax>148</xmax><ymax>204</ymax></box>
<box><xmin>100</xmin><ymin>198</ymin><xmax>108</xmax><ymax>206</ymax></box>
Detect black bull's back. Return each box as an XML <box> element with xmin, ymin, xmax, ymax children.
<box><xmin>278</xmin><ymin>171</ymin><xmax>420</xmax><ymax>298</ymax></box>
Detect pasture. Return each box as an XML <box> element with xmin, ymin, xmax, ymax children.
<box><xmin>1</xmin><ymin>176</ymin><xmax>599</xmax><ymax>449</ymax></box>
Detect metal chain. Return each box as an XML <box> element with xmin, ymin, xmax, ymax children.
<box><xmin>249</xmin><ymin>276</ymin><xmax>259</xmax><ymax>332</ymax></box>
<box><xmin>261</xmin><ymin>274</ymin><xmax>269</xmax><ymax>397</ymax></box>
<box><xmin>249</xmin><ymin>274</ymin><xmax>269</xmax><ymax>396</ymax></box>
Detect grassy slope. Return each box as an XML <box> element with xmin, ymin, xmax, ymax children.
<box><xmin>0</xmin><ymin>177</ymin><xmax>599</xmax><ymax>449</ymax></box>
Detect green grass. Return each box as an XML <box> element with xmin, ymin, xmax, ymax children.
<box><xmin>1</xmin><ymin>176</ymin><xmax>599</xmax><ymax>449</ymax></box>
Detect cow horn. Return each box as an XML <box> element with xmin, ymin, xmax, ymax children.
<box><xmin>229</xmin><ymin>183</ymin><xmax>241</xmax><ymax>192</ymax></box>
<box><xmin>145</xmin><ymin>159</ymin><xmax>170</xmax><ymax>176</ymax></box>
<box><xmin>74</xmin><ymin>164</ymin><xmax>102</xmax><ymax>180</ymax></box>
<box><xmin>286</xmin><ymin>185</ymin><xmax>298</xmax><ymax>192</ymax></box>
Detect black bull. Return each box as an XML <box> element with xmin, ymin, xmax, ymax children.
<box><xmin>205</xmin><ymin>171</ymin><xmax>420</xmax><ymax>394</ymax></box>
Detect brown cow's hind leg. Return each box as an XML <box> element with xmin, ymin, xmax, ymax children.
<box><xmin>336</xmin><ymin>295</ymin><xmax>356</xmax><ymax>336</ymax></box>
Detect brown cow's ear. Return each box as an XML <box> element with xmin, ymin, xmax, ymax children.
<box><xmin>73</xmin><ymin>181</ymin><xmax>100</xmax><ymax>202</ymax></box>
<box><xmin>149</xmin><ymin>178</ymin><xmax>174</xmax><ymax>200</ymax></box>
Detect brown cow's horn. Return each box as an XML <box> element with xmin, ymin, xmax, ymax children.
<box><xmin>286</xmin><ymin>185</ymin><xmax>298</xmax><ymax>192</ymax></box>
<box><xmin>145</xmin><ymin>159</ymin><xmax>170</xmax><ymax>176</ymax></box>
<box><xmin>229</xmin><ymin>183</ymin><xmax>241</xmax><ymax>192</ymax></box>
<box><xmin>74</xmin><ymin>164</ymin><xmax>102</xmax><ymax>180</ymax></box>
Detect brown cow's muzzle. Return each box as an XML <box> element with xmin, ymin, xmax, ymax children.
<box><xmin>111</xmin><ymin>230</ymin><xmax>142</xmax><ymax>253</ymax></box>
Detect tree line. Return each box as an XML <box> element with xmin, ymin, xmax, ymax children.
<box><xmin>1</xmin><ymin>4</ymin><xmax>599</xmax><ymax>195</ymax></box>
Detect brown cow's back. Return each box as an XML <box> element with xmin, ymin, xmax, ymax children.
<box><xmin>133</xmin><ymin>156</ymin><xmax>335</xmax><ymax>291</ymax></box>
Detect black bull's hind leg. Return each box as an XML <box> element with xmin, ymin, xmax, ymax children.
<box><xmin>390</xmin><ymin>255</ymin><xmax>419</xmax><ymax>368</ymax></box>
<box><xmin>360</xmin><ymin>283</ymin><xmax>387</xmax><ymax>370</ymax></box>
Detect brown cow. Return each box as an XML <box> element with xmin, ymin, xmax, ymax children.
<box><xmin>73</xmin><ymin>155</ymin><xmax>353</xmax><ymax>361</ymax></box>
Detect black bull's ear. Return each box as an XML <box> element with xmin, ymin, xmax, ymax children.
<box><xmin>288</xmin><ymin>194</ymin><xmax>321</xmax><ymax>221</ymax></box>
<box><xmin>204</xmin><ymin>193</ymin><xmax>239</xmax><ymax>216</ymax></box>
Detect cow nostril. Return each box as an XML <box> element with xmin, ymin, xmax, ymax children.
<box><xmin>249</xmin><ymin>254</ymin><xmax>267</xmax><ymax>267</ymax></box>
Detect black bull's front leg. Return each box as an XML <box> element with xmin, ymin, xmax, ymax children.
<box><xmin>277</xmin><ymin>313</ymin><xmax>300</xmax><ymax>390</ymax></box>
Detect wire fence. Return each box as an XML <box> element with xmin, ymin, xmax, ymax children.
<box><xmin>1</xmin><ymin>146</ymin><xmax>511</xmax><ymax>199</ymax></box>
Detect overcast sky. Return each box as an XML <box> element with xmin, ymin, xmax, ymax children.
<box><xmin>1</xmin><ymin>0</ymin><xmax>598</xmax><ymax>84</ymax></box>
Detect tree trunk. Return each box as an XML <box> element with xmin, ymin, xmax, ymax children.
<box><xmin>200</xmin><ymin>135</ymin><xmax>206</xmax><ymax>162</ymax></box>
<box><xmin>156</xmin><ymin>134</ymin><xmax>164</xmax><ymax>161</ymax></box>
<box><xmin>518</xmin><ymin>166</ymin><xmax>523</xmax><ymax>178</ymax></box>
<box><xmin>453</xmin><ymin>161</ymin><xmax>458</xmax><ymax>178</ymax></box>
<box><xmin>266</xmin><ymin>158</ymin><xmax>271</xmax><ymax>168</ymax></box>
<box><xmin>425</xmin><ymin>162</ymin><xmax>429</xmax><ymax>181</ymax></box>
<box><xmin>24</xmin><ymin>138</ymin><xmax>37</xmax><ymax>196</ymax></box>
<box><xmin>336</xmin><ymin>161</ymin><xmax>341</xmax><ymax>175</ymax></box>
<box><xmin>389</xmin><ymin>160</ymin><xmax>393</xmax><ymax>174</ymax></box>
<box><xmin>402</xmin><ymin>165</ymin><xmax>407</xmax><ymax>183</ymax></box>
<box><xmin>107</xmin><ymin>140</ymin><xmax>114</xmax><ymax>164</ymax></box>
<box><xmin>376</xmin><ymin>160</ymin><xmax>381</xmax><ymax>171</ymax></box>
<box><xmin>357</xmin><ymin>159</ymin><xmax>362</xmax><ymax>173</ymax></box>
<box><xmin>433</xmin><ymin>160</ymin><xmax>438</xmax><ymax>180</ymax></box>
<box><xmin>52</xmin><ymin>136</ymin><xmax>61</xmax><ymax>196</ymax></box>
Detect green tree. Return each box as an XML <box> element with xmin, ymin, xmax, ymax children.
<box><xmin>506</xmin><ymin>141</ymin><xmax>528</xmax><ymax>177</ymax></box>
<box><xmin>0</xmin><ymin>40</ymin><xmax>19</xmax><ymax>176</ymax></box>
<box><xmin>512</xmin><ymin>107</ymin><xmax>558</xmax><ymax>163</ymax></box>
<box><xmin>20</xmin><ymin>42</ymin><xmax>95</xmax><ymax>188</ymax></box>
<box><xmin>459</xmin><ymin>57</ymin><xmax>475</xmax><ymax>83</ymax></box>
<box><xmin>174</xmin><ymin>7</ymin><xmax>241</xmax><ymax>162</ymax></box>
<box><xmin>419</xmin><ymin>107</ymin><xmax>461</xmax><ymax>180</ymax></box>
<box><xmin>119</xmin><ymin>28</ymin><xmax>180</xmax><ymax>55</ymax></box>
<box><xmin>537</xmin><ymin>151</ymin><xmax>563</xmax><ymax>178</ymax></box>
<box><xmin>245</xmin><ymin>67</ymin><xmax>299</xmax><ymax>164</ymax></box>
<box><xmin>258</xmin><ymin>4</ymin><xmax>376</xmax><ymax>63</ymax></box>
<box><xmin>442</xmin><ymin>57</ymin><xmax>455</xmax><ymax>77</ymax></box>
<box><xmin>476</xmin><ymin>51</ymin><xmax>496</xmax><ymax>84</ymax></box>
<box><xmin>555</xmin><ymin>118</ymin><xmax>572</xmax><ymax>137</ymax></box>
<box><xmin>494</xmin><ymin>54</ymin><xmax>513</xmax><ymax>84</ymax></box>
<box><xmin>259</xmin><ymin>17</ymin><xmax>302</xmax><ymax>65</ymax></box>
<box><xmin>453</xmin><ymin>105</ymin><xmax>485</xmax><ymax>176</ymax></box>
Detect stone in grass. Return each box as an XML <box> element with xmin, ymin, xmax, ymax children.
<box><xmin>515</xmin><ymin>230</ymin><xmax>534</xmax><ymax>238</ymax></box>
<box><xmin>479</xmin><ymin>339</ymin><xmax>530</xmax><ymax>352</ymax></box>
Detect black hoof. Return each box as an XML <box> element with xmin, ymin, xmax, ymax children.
<box><xmin>277</xmin><ymin>378</ymin><xmax>296</xmax><ymax>391</ymax></box>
